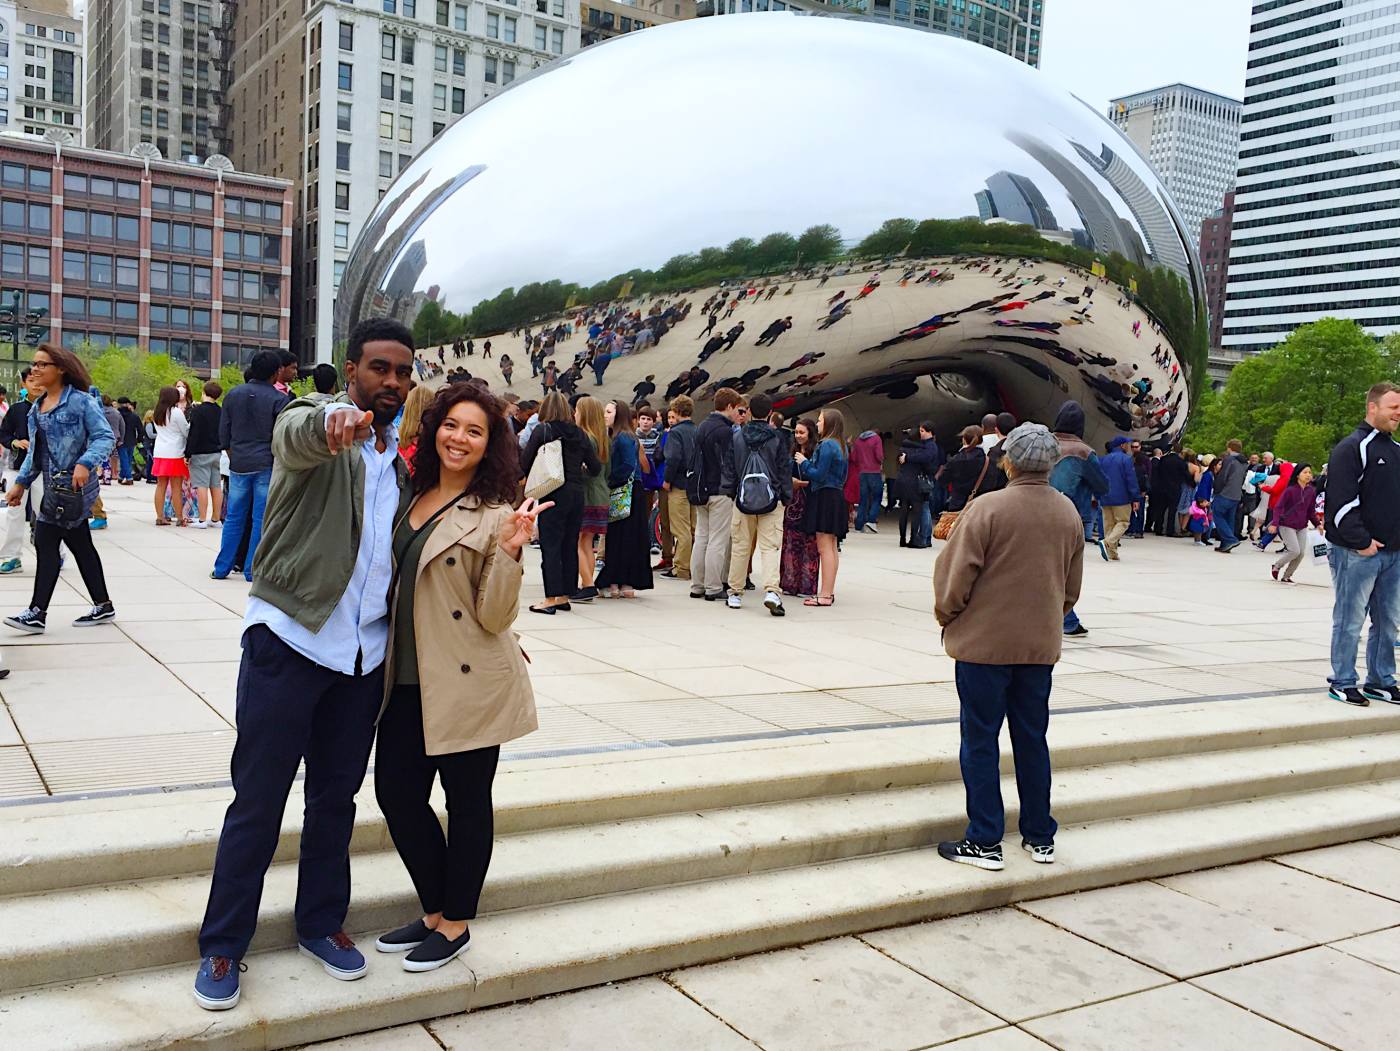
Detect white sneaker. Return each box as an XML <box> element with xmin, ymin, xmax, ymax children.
<box><xmin>190</xmin><ymin>520</ymin><xmax>209</xmax><ymax>530</ymax></box>
<box><xmin>725</xmin><ymin>593</ymin><xmax>742</xmax><ymax>609</ymax></box>
<box><xmin>764</xmin><ymin>591</ymin><xmax>785</xmax><ymax>617</ymax></box>
<box><xmin>864</xmin><ymin>523</ymin><xmax>879</xmax><ymax>534</ymax></box>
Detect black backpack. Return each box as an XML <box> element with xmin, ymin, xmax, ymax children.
<box><xmin>685</xmin><ymin>429</ymin><xmax>710</xmax><ymax>506</ymax></box>
<box><xmin>736</xmin><ymin>434</ymin><xmax>779</xmax><ymax>515</ymax></box>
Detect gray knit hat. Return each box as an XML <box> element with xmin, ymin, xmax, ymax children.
<box><xmin>1002</xmin><ymin>422</ymin><xmax>1061</xmax><ymax>474</ymax></box>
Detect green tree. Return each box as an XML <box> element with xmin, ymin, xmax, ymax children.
<box><xmin>854</xmin><ymin>218</ymin><xmax>917</xmax><ymax>257</ymax></box>
<box><xmin>724</xmin><ymin>238</ymin><xmax>756</xmax><ymax>267</ymax></box>
<box><xmin>795</xmin><ymin>224</ymin><xmax>842</xmax><ymax>264</ymax></box>
<box><xmin>81</xmin><ymin>344</ymin><xmax>199</xmax><ymax>413</ymax></box>
<box><xmin>752</xmin><ymin>232</ymin><xmax>798</xmax><ymax>271</ymax></box>
<box><xmin>1186</xmin><ymin>319</ymin><xmax>1400</xmax><ymax>459</ymax></box>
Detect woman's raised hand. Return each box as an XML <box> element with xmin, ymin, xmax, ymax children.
<box><xmin>499</xmin><ymin>497</ymin><xmax>554</xmax><ymax>559</ymax></box>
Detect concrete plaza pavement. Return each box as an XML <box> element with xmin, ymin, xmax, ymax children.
<box><xmin>308</xmin><ymin>835</ymin><xmax>1400</xmax><ymax>1050</ymax></box>
<box><xmin>0</xmin><ymin>477</ymin><xmax>1339</xmax><ymax>803</ymax></box>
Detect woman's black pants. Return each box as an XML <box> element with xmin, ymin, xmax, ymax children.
<box><xmin>375</xmin><ymin>685</ymin><xmax>500</xmax><ymax>922</ymax></box>
<box><xmin>31</xmin><ymin>519</ymin><xmax>110</xmax><ymax>612</ymax></box>
<box><xmin>537</xmin><ymin>483</ymin><xmax>583</xmax><ymax>599</ymax></box>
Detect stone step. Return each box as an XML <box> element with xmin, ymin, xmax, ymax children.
<box><xmin>5</xmin><ymin>727</ymin><xmax>1400</xmax><ymax>990</ymax></box>
<box><xmin>6</xmin><ymin>778</ymin><xmax>1400</xmax><ymax>1051</ymax></box>
<box><xmin>5</xmin><ymin>693</ymin><xmax>1392</xmax><ymax>897</ymax></box>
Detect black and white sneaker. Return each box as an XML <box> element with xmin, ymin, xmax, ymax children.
<box><xmin>1361</xmin><ymin>684</ymin><xmax>1400</xmax><ymax>705</ymax></box>
<box><xmin>1022</xmin><ymin>840</ymin><xmax>1055</xmax><ymax>864</ymax></box>
<box><xmin>1328</xmin><ymin>686</ymin><xmax>1370</xmax><ymax>707</ymax></box>
<box><xmin>937</xmin><ymin>839</ymin><xmax>1004</xmax><ymax>871</ymax></box>
<box><xmin>375</xmin><ymin>918</ymin><xmax>433</xmax><ymax>954</ymax></box>
<box><xmin>4</xmin><ymin>607</ymin><xmax>45</xmax><ymax>634</ymax></box>
<box><xmin>73</xmin><ymin>602</ymin><xmax>116</xmax><ymax>627</ymax></box>
<box><xmin>402</xmin><ymin>929</ymin><xmax>471</xmax><ymax>973</ymax></box>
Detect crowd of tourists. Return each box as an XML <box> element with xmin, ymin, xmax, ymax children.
<box><xmin>1</xmin><ymin>316</ymin><xmax>1396</xmax><ymax>1008</ymax></box>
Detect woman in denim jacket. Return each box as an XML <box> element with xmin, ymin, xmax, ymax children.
<box><xmin>3</xmin><ymin>344</ymin><xmax>117</xmax><ymax>634</ymax></box>
<box><xmin>794</xmin><ymin>407</ymin><xmax>849</xmax><ymax>607</ymax></box>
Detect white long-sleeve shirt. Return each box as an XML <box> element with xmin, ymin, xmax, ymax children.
<box><xmin>152</xmin><ymin>406</ymin><xmax>189</xmax><ymax>459</ymax></box>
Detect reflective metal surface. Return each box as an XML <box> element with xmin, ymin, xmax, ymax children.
<box><xmin>338</xmin><ymin>13</ymin><xmax>1203</xmax><ymax>447</ymax></box>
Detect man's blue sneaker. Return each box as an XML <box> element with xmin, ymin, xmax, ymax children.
<box><xmin>193</xmin><ymin>954</ymin><xmax>243</xmax><ymax>1011</ymax></box>
<box><xmin>89</xmin><ymin>517</ymin><xmax>107</xmax><ymax>530</ymax></box>
<box><xmin>298</xmin><ymin>932</ymin><xmax>367</xmax><ymax>980</ymax></box>
<box><xmin>0</xmin><ymin>559</ymin><xmax>19</xmax><ymax>574</ymax></box>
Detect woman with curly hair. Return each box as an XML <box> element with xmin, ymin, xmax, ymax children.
<box><xmin>374</xmin><ymin>382</ymin><xmax>549</xmax><ymax>972</ymax></box>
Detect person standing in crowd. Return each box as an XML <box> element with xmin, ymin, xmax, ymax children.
<box><xmin>1326</xmin><ymin>382</ymin><xmax>1400</xmax><ymax>707</ymax></box>
<box><xmin>0</xmin><ymin>370</ymin><xmax>34</xmax><ymax>574</ymax></box>
<box><xmin>781</xmin><ymin>417</ymin><xmax>821</xmax><ymax>597</ymax></box>
<box><xmin>374</xmin><ymin>383</ymin><xmax>544</xmax><ymax>972</ymax></box>
<box><xmin>1128</xmin><ymin>440</ymin><xmax>1149</xmax><ymax>538</ymax></box>
<box><xmin>661</xmin><ymin>395</ymin><xmax>698</xmax><ymax>581</ymax></box>
<box><xmin>3</xmin><ymin>345</ymin><xmax>117</xmax><ymax>634</ymax></box>
<box><xmin>572</xmin><ymin>396</ymin><xmax>611</xmax><ymax>603</ymax></box>
<box><xmin>186</xmin><ymin>381</ymin><xmax>225</xmax><ymax>529</ymax></box>
<box><xmin>116</xmin><ymin>396</ymin><xmax>143</xmax><ymax>483</ymax></box>
<box><xmin>849</xmin><ymin>425</ymin><xmax>885</xmax><ymax>534</ymax></box>
<box><xmin>596</xmin><ymin>400</ymin><xmax>652</xmax><ymax>599</ymax></box>
<box><xmin>1270</xmin><ymin>463</ymin><xmax>1318</xmax><ymax>584</ymax></box>
<box><xmin>396</xmin><ymin>386</ymin><xmax>434</xmax><ymax>470</ymax></box>
<box><xmin>192</xmin><ymin>318</ymin><xmax>414</xmax><ymax>1012</ymax></box>
<box><xmin>688</xmin><ymin>388</ymin><xmax>743</xmax><ymax>601</ymax></box>
<box><xmin>1099</xmin><ymin>436</ymin><xmax>1139</xmax><ymax>561</ymax></box>
<box><xmin>935</xmin><ymin>423</ymin><xmax>1083</xmax><ymax>872</ymax></box>
<box><xmin>896</xmin><ymin>423</ymin><xmax>939</xmax><ymax>548</ymax></box>
<box><xmin>978</xmin><ymin>413</ymin><xmax>1000</xmax><ymax>452</ymax></box>
<box><xmin>722</xmin><ymin>393</ymin><xmax>790</xmax><ymax>615</ymax></box>
<box><xmin>213</xmin><ymin>351</ymin><xmax>291</xmax><ymax>582</ymax></box>
<box><xmin>635</xmin><ymin>405</ymin><xmax>664</xmax><ymax>557</ymax></box>
<box><xmin>312</xmin><ymin>363</ymin><xmax>339</xmax><ymax>397</ymax></box>
<box><xmin>1258</xmin><ymin>457</ymin><xmax>1295</xmax><ymax>551</ymax></box>
<box><xmin>1213</xmin><ymin>439</ymin><xmax>1248</xmax><ymax>553</ymax></box>
<box><xmin>1148</xmin><ymin>443</ymin><xmax>1189</xmax><ymax>537</ymax></box>
<box><xmin>979</xmin><ymin>412</ymin><xmax>1017</xmax><ymax>495</ymax></box>
<box><xmin>150</xmin><ymin>385</ymin><xmax>192</xmax><ymax>526</ymax></box>
<box><xmin>273</xmin><ymin>351</ymin><xmax>298</xmax><ymax>395</ymax></box>
<box><xmin>519</xmin><ymin>392</ymin><xmax>601</xmax><ymax>614</ymax></box>
<box><xmin>795</xmin><ymin>407</ymin><xmax>849</xmax><ymax>607</ymax></box>
<box><xmin>937</xmin><ymin>426</ymin><xmax>988</xmax><ymax>513</ymax></box>
<box><xmin>1049</xmin><ymin>401</ymin><xmax>1106</xmax><ymax>637</ymax></box>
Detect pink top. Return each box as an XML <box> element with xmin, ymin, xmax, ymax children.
<box><xmin>849</xmin><ymin>432</ymin><xmax>885</xmax><ymax>475</ymax></box>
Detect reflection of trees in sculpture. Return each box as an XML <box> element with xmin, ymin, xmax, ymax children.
<box><xmin>426</xmin><ymin>216</ymin><xmax>1205</xmax><ymax>403</ymax></box>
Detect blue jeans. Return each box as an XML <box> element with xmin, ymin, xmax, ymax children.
<box><xmin>117</xmin><ymin>446</ymin><xmax>134</xmax><ymax>482</ymax></box>
<box><xmin>855</xmin><ymin>472</ymin><xmax>883</xmax><ymax>530</ymax></box>
<box><xmin>1212</xmin><ymin>496</ymin><xmax>1239</xmax><ymax>548</ymax></box>
<box><xmin>954</xmin><ymin>661</ymin><xmax>1057</xmax><ymax>847</ymax></box>
<box><xmin>1329</xmin><ymin>546</ymin><xmax>1400</xmax><ymax>689</ymax></box>
<box><xmin>916</xmin><ymin>494</ymin><xmax>933</xmax><ymax>546</ymax></box>
<box><xmin>1091</xmin><ymin>505</ymin><xmax>1103</xmax><ymax>540</ymax></box>
<box><xmin>1063</xmin><ymin>608</ymin><xmax>1082</xmax><ymax>633</ymax></box>
<box><xmin>214</xmin><ymin>470</ymin><xmax>271</xmax><ymax>581</ymax></box>
<box><xmin>1128</xmin><ymin>503</ymin><xmax>1144</xmax><ymax>536</ymax></box>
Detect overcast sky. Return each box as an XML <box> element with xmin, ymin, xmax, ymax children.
<box><xmin>1039</xmin><ymin>0</ymin><xmax>1252</xmax><ymax>114</ymax></box>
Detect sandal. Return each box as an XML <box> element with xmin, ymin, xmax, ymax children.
<box><xmin>621</xmin><ymin>589</ymin><xmax>636</xmax><ymax>599</ymax></box>
<box><xmin>803</xmin><ymin>595</ymin><xmax>835</xmax><ymax>607</ymax></box>
<box><xmin>155</xmin><ymin>518</ymin><xmax>172</xmax><ymax>526</ymax></box>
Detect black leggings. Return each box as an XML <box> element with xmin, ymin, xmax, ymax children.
<box><xmin>375</xmin><ymin>685</ymin><xmax>500</xmax><ymax>921</ymax></box>
<box><xmin>31</xmin><ymin>519</ymin><xmax>109</xmax><ymax>611</ymax></box>
<box><xmin>537</xmin><ymin>484</ymin><xmax>583</xmax><ymax>599</ymax></box>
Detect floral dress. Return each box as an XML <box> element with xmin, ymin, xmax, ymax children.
<box><xmin>780</xmin><ymin>483</ymin><xmax>820</xmax><ymax>596</ymax></box>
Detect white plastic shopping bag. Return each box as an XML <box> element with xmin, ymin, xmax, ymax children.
<box><xmin>1306</xmin><ymin>526</ymin><xmax>1329</xmax><ymax>567</ymax></box>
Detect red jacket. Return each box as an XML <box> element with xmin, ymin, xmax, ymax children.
<box><xmin>849</xmin><ymin>431</ymin><xmax>885</xmax><ymax>475</ymax></box>
<box><xmin>1261</xmin><ymin>462</ymin><xmax>1294</xmax><ymax>508</ymax></box>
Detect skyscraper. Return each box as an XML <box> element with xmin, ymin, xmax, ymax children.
<box><xmin>1109</xmin><ymin>83</ymin><xmax>1240</xmax><ymax>243</ymax></box>
<box><xmin>219</xmin><ymin>2</ymin><xmax>583</xmax><ymax>362</ymax></box>
<box><xmin>1222</xmin><ymin>2</ymin><xmax>1400</xmax><ymax>355</ymax></box>
<box><xmin>86</xmin><ymin>0</ymin><xmax>223</xmax><ymax>160</ymax></box>
<box><xmin>6</xmin><ymin>0</ymin><xmax>83</xmax><ymax>141</ymax></box>
<box><xmin>702</xmin><ymin>0</ymin><xmax>1046</xmax><ymax>67</ymax></box>
<box><xmin>977</xmin><ymin>170</ymin><xmax>1059</xmax><ymax>229</ymax></box>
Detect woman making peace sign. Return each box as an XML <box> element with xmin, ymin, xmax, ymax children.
<box><xmin>373</xmin><ymin>383</ymin><xmax>550</xmax><ymax>973</ymax></box>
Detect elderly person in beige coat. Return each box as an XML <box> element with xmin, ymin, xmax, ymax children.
<box><xmin>373</xmin><ymin>383</ymin><xmax>550</xmax><ymax>973</ymax></box>
<box><xmin>933</xmin><ymin>422</ymin><xmax>1084</xmax><ymax>873</ymax></box>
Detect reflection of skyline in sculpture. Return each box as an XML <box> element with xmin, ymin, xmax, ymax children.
<box><xmin>337</xmin><ymin>15</ymin><xmax>1203</xmax><ymax>447</ymax></box>
<box><xmin>387</xmin><ymin>240</ymin><xmax>428</xmax><ymax>302</ymax></box>
<box><xmin>1071</xmin><ymin>142</ymin><xmax>1193</xmax><ymax>284</ymax></box>
<box><xmin>976</xmin><ymin>171</ymin><xmax>1059</xmax><ymax>231</ymax></box>
<box><xmin>1009</xmin><ymin>131</ymin><xmax>1148</xmax><ymax>266</ymax></box>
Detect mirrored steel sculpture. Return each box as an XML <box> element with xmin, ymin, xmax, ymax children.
<box><xmin>337</xmin><ymin>14</ymin><xmax>1204</xmax><ymax>448</ymax></box>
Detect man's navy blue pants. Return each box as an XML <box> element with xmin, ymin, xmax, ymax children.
<box><xmin>198</xmin><ymin>625</ymin><xmax>382</xmax><ymax>960</ymax></box>
<box><xmin>954</xmin><ymin>661</ymin><xmax>1057</xmax><ymax>848</ymax></box>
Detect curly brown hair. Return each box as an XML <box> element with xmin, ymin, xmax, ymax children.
<box><xmin>411</xmin><ymin>383</ymin><xmax>521</xmax><ymax>502</ymax></box>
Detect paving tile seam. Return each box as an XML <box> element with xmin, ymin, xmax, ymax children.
<box><xmin>657</xmin><ymin>973</ymin><xmax>768</xmax><ymax>1049</ymax></box>
<box><xmin>1267</xmin><ymin>854</ymin><xmax>1400</xmax><ymax>906</ymax></box>
<box><xmin>0</xmin><ymin>685</ymin><xmax>1357</xmax><ymax>808</ymax></box>
<box><xmin>1182</xmin><ymin>951</ymin><xmax>1357</xmax><ymax>1051</ymax></box>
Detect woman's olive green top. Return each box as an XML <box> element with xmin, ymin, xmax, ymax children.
<box><xmin>391</xmin><ymin>514</ymin><xmax>441</xmax><ymax>685</ymax></box>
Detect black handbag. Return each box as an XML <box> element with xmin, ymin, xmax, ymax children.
<box><xmin>34</xmin><ymin>423</ymin><xmax>89</xmax><ymax>528</ymax></box>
